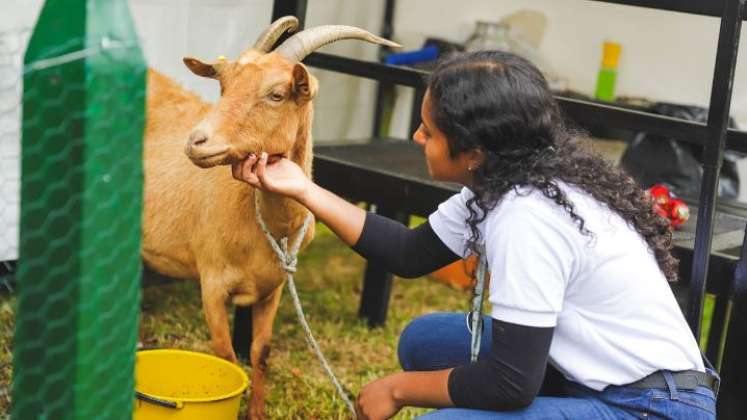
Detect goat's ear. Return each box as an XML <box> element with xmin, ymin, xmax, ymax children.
<box><xmin>292</xmin><ymin>63</ymin><xmax>317</xmax><ymax>103</ymax></box>
<box><xmin>183</xmin><ymin>57</ymin><xmax>220</xmax><ymax>79</ymax></box>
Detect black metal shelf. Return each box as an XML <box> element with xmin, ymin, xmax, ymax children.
<box><xmin>587</xmin><ymin>0</ymin><xmax>747</xmax><ymax>19</ymax></box>
<box><xmin>305</xmin><ymin>53</ymin><xmax>747</xmax><ymax>152</ymax></box>
<box><xmin>304</xmin><ymin>52</ymin><xmax>426</xmax><ymax>88</ymax></box>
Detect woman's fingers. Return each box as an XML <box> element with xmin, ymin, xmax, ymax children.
<box><xmin>232</xmin><ymin>154</ymin><xmax>261</xmax><ymax>187</ymax></box>
<box><xmin>244</xmin><ymin>154</ymin><xmax>258</xmax><ymax>180</ymax></box>
<box><xmin>254</xmin><ymin>152</ymin><xmax>268</xmax><ymax>185</ymax></box>
<box><xmin>231</xmin><ymin>162</ymin><xmax>241</xmax><ymax>180</ymax></box>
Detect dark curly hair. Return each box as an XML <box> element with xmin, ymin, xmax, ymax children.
<box><xmin>427</xmin><ymin>50</ymin><xmax>678</xmax><ymax>281</ymax></box>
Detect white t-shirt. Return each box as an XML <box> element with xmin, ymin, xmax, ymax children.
<box><xmin>429</xmin><ymin>184</ymin><xmax>704</xmax><ymax>391</ymax></box>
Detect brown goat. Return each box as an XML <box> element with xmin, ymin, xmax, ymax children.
<box><xmin>141</xmin><ymin>17</ymin><xmax>398</xmax><ymax>419</ymax></box>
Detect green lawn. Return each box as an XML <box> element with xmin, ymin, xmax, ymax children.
<box><xmin>140</xmin><ymin>223</ymin><xmax>473</xmax><ymax>419</ymax></box>
<box><xmin>0</xmin><ymin>297</ymin><xmax>11</xmax><ymax>418</ymax></box>
<box><xmin>0</xmin><ymin>224</ymin><xmax>471</xmax><ymax>418</ymax></box>
<box><xmin>0</xmin><ymin>222</ymin><xmax>718</xmax><ymax>418</ymax></box>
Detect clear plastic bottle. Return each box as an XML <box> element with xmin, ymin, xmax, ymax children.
<box><xmin>465</xmin><ymin>21</ymin><xmax>511</xmax><ymax>52</ymax></box>
<box><xmin>463</xmin><ymin>20</ymin><xmax>568</xmax><ymax>91</ymax></box>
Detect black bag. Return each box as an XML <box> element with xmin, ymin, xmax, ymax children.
<box><xmin>621</xmin><ymin>102</ymin><xmax>741</xmax><ymax>199</ymax></box>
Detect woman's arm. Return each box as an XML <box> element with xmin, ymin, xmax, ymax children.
<box><xmin>356</xmin><ymin>370</ymin><xmax>453</xmax><ymax>420</ymax></box>
<box><xmin>297</xmin><ymin>180</ymin><xmax>367</xmax><ymax>246</ymax></box>
<box><xmin>447</xmin><ymin>320</ymin><xmax>554</xmax><ymax>410</ymax></box>
<box><xmin>232</xmin><ymin>152</ymin><xmax>365</xmax><ymax>245</ymax></box>
<box><xmin>232</xmin><ymin>153</ymin><xmax>462</xmax><ymax>277</ymax></box>
<box><xmin>352</xmin><ymin>214</ymin><xmax>460</xmax><ymax>278</ymax></box>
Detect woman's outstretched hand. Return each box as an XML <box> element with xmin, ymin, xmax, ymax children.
<box><xmin>231</xmin><ymin>152</ymin><xmax>311</xmax><ymax>201</ymax></box>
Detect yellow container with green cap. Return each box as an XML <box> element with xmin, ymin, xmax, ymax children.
<box><xmin>134</xmin><ymin>349</ymin><xmax>249</xmax><ymax>420</ymax></box>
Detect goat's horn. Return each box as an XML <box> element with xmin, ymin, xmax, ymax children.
<box><xmin>274</xmin><ymin>25</ymin><xmax>401</xmax><ymax>62</ymax></box>
<box><xmin>253</xmin><ymin>16</ymin><xmax>300</xmax><ymax>52</ymax></box>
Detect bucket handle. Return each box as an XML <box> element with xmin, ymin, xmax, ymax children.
<box><xmin>136</xmin><ymin>391</ymin><xmax>184</xmax><ymax>409</ymax></box>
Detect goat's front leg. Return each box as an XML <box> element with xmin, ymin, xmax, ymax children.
<box><xmin>247</xmin><ymin>286</ymin><xmax>283</xmax><ymax>420</ymax></box>
<box><xmin>200</xmin><ymin>281</ymin><xmax>238</xmax><ymax>363</ymax></box>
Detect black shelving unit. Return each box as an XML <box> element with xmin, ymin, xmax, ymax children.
<box><xmin>229</xmin><ymin>1</ymin><xmax>747</xmax><ymax>416</ymax></box>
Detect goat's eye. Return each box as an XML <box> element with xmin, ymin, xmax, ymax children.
<box><xmin>268</xmin><ymin>91</ymin><xmax>284</xmax><ymax>102</ymax></box>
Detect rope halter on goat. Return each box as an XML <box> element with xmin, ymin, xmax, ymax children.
<box><xmin>253</xmin><ymin>192</ymin><xmax>357</xmax><ymax>417</ymax></box>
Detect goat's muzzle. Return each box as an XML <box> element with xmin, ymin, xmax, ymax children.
<box><xmin>185</xmin><ymin>130</ymin><xmax>229</xmax><ymax>167</ymax></box>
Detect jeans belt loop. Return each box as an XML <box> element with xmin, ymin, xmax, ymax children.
<box><xmin>662</xmin><ymin>370</ymin><xmax>679</xmax><ymax>400</ymax></box>
<box><xmin>710</xmin><ymin>370</ymin><xmax>721</xmax><ymax>397</ymax></box>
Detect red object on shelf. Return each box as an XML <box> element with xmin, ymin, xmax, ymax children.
<box><xmin>646</xmin><ymin>184</ymin><xmax>689</xmax><ymax>229</ymax></box>
<box><xmin>649</xmin><ymin>184</ymin><xmax>671</xmax><ymax>208</ymax></box>
<box><xmin>670</xmin><ymin>198</ymin><xmax>690</xmax><ymax>227</ymax></box>
<box><xmin>653</xmin><ymin>203</ymin><xmax>670</xmax><ymax>219</ymax></box>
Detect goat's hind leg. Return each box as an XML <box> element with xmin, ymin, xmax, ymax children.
<box><xmin>247</xmin><ymin>286</ymin><xmax>283</xmax><ymax>420</ymax></box>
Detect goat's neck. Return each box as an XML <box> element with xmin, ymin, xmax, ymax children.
<box><xmin>255</xmin><ymin>108</ymin><xmax>313</xmax><ymax>237</ymax></box>
<box><xmin>255</xmin><ymin>189</ymin><xmax>309</xmax><ymax>238</ymax></box>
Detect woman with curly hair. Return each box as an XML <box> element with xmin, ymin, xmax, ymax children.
<box><xmin>232</xmin><ymin>50</ymin><xmax>718</xmax><ymax>419</ymax></box>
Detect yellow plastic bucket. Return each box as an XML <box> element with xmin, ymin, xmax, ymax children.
<box><xmin>134</xmin><ymin>349</ymin><xmax>249</xmax><ymax>420</ymax></box>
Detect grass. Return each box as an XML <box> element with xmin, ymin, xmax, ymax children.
<box><xmin>0</xmin><ymin>297</ymin><xmax>12</xmax><ymax>419</ymax></box>
<box><xmin>0</xmin><ymin>222</ymin><xmax>719</xmax><ymax>418</ymax></box>
<box><xmin>0</xmin><ymin>223</ymin><xmax>471</xmax><ymax>418</ymax></box>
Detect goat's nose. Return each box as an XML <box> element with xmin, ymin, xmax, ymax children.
<box><xmin>188</xmin><ymin>130</ymin><xmax>208</xmax><ymax>148</ymax></box>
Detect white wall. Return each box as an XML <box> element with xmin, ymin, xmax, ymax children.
<box><xmin>129</xmin><ymin>0</ymin><xmax>273</xmax><ymax>105</ymax></box>
<box><xmin>0</xmin><ymin>0</ymin><xmax>40</xmax><ymax>261</ymax></box>
<box><xmin>0</xmin><ymin>30</ymin><xmax>25</xmax><ymax>262</ymax></box>
<box><xmin>128</xmin><ymin>0</ymin><xmax>385</xmax><ymax>142</ymax></box>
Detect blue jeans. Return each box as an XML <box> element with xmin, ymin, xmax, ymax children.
<box><xmin>398</xmin><ymin>312</ymin><xmax>717</xmax><ymax>419</ymax></box>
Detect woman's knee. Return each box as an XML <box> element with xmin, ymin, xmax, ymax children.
<box><xmin>398</xmin><ymin>312</ymin><xmax>462</xmax><ymax>371</ymax></box>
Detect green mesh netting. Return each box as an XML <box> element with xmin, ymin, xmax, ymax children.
<box><xmin>11</xmin><ymin>0</ymin><xmax>146</xmax><ymax>418</ymax></box>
